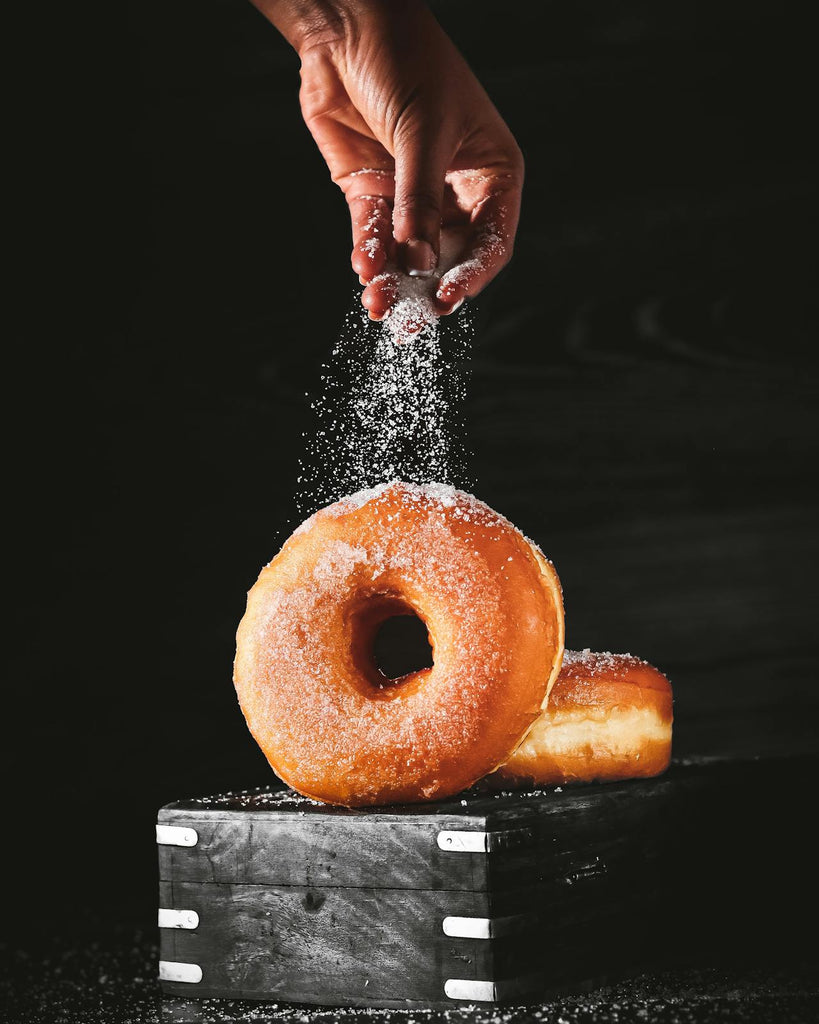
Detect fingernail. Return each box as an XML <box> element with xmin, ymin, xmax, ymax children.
<box><xmin>404</xmin><ymin>239</ymin><xmax>437</xmax><ymax>277</ymax></box>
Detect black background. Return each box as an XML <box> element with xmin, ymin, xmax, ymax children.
<box><xmin>6</xmin><ymin>0</ymin><xmax>818</xmax><ymax>966</ymax></box>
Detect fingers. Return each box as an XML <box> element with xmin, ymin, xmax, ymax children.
<box><xmin>435</xmin><ymin>178</ymin><xmax>521</xmax><ymax>313</ymax></box>
<box><xmin>392</xmin><ymin>126</ymin><xmax>452</xmax><ymax>278</ymax></box>
<box><xmin>360</xmin><ymin>179</ymin><xmax>522</xmax><ymax>321</ymax></box>
<box><xmin>338</xmin><ymin>168</ymin><xmax>396</xmax><ymax>284</ymax></box>
<box><xmin>348</xmin><ymin>193</ymin><xmax>393</xmax><ymax>282</ymax></box>
<box><xmin>361</xmin><ymin>272</ymin><xmax>399</xmax><ymax>321</ymax></box>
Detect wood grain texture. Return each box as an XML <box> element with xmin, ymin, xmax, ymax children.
<box><xmin>158</xmin><ymin>765</ymin><xmax>699</xmax><ymax>893</ymax></box>
<box><xmin>157</xmin><ymin>879</ymin><xmax>657</xmax><ymax>1004</ymax></box>
<box><xmin>159</xmin><ymin>883</ymin><xmax>493</xmax><ymax>1002</ymax></box>
<box><xmin>158</xmin><ymin>760</ymin><xmax>770</xmax><ymax>1005</ymax></box>
<box><xmin>158</xmin><ymin>816</ymin><xmax>491</xmax><ymax>892</ymax></box>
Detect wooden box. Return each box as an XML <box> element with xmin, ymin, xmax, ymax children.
<box><xmin>155</xmin><ymin>766</ymin><xmax>711</xmax><ymax>1008</ymax></box>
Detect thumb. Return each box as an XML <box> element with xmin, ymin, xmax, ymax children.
<box><xmin>392</xmin><ymin>122</ymin><xmax>450</xmax><ymax>277</ymax></box>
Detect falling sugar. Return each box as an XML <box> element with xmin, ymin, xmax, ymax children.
<box><xmin>297</xmin><ymin>285</ymin><xmax>475</xmax><ymax>516</ymax></box>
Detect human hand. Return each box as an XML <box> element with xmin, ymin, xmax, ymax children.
<box><xmin>253</xmin><ymin>0</ymin><xmax>524</xmax><ymax>320</ymax></box>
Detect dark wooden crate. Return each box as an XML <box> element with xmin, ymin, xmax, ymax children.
<box><xmin>156</xmin><ymin>760</ymin><xmax>742</xmax><ymax>1008</ymax></box>
<box><xmin>161</xmin><ymin>754</ymin><xmax>819</xmax><ymax>1008</ymax></box>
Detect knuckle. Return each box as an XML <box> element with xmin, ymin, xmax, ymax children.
<box><xmin>394</xmin><ymin>189</ymin><xmax>441</xmax><ymax>220</ymax></box>
<box><xmin>509</xmin><ymin>142</ymin><xmax>525</xmax><ymax>181</ymax></box>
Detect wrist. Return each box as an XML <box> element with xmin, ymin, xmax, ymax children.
<box><xmin>250</xmin><ymin>0</ymin><xmax>425</xmax><ymax>57</ymax></box>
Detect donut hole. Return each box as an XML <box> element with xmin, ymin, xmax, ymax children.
<box><xmin>347</xmin><ymin>595</ymin><xmax>435</xmax><ymax>697</ymax></box>
<box><xmin>372</xmin><ymin>613</ymin><xmax>434</xmax><ymax>682</ymax></box>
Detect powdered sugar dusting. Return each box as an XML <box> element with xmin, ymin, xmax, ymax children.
<box><xmin>563</xmin><ymin>649</ymin><xmax>644</xmax><ymax>675</ymax></box>
<box><xmin>304</xmin><ymin>482</ymin><xmax>553</xmax><ymax>580</ymax></box>
<box><xmin>238</xmin><ymin>487</ymin><xmax>523</xmax><ymax>802</ymax></box>
<box><xmin>328</xmin><ymin>481</ymin><xmax>394</xmax><ymax>515</ymax></box>
<box><xmin>295</xmin><ymin>223</ymin><xmax>488</xmax><ymax>516</ymax></box>
<box><xmin>380</xmin><ymin>227</ymin><xmax>475</xmax><ymax>341</ymax></box>
<box><xmin>297</xmin><ymin>301</ymin><xmax>474</xmax><ymax>516</ymax></box>
<box><xmin>187</xmin><ymin>785</ymin><xmax>324</xmax><ymax>809</ymax></box>
<box><xmin>439</xmin><ymin>222</ymin><xmax>505</xmax><ymax>293</ymax></box>
<box><xmin>326</xmin><ymin>481</ymin><xmax>538</xmax><ymax>539</ymax></box>
<box><xmin>376</xmin><ymin>271</ymin><xmax>437</xmax><ymax>341</ymax></box>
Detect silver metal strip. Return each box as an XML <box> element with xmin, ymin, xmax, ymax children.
<box><xmin>159</xmin><ymin>961</ymin><xmax>203</xmax><ymax>984</ymax></box>
<box><xmin>437</xmin><ymin>830</ymin><xmax>488</xmax><ymax>853</ymax></box>
<box><xmin>443</xmin><ymin>916</ymin><xmax>492</xmax><ymax>939</ymax></box>
<box><xmin>442</xmin><ymin>914</ymin><xmax>534</xmax><ymax>939</ymax></box>
<box><xmin>156</xmin><ymin>824</ymin><xmax>198</xmax><ymax>847</ymax></box>
<box><xmin>444</xmin><ymin>978</ymin><xmax>497</xmax><ymax>1002</ymax></box>
<box><xmin>158</xmin><ymin>908</ymin><xmax>199</xmax><ymax>930</ymax></box>
<box><xmin>437</xmin><ymin>828</ymin><xmax>534</xmax><ymax>853</ymax></box>
<box><xmin>445</xmin><ymin>972</ymin><xmax>544</xmax><ymax>1002</ymax></box>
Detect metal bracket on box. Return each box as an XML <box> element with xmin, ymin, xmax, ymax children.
<box><xmin>159</xmin><ymin>961</ymin><xmax>203</xmax><ymax>984</ymax></box>
<box><xmin>444</xmin><ymin>978</ymin><xmax>496</xmax><ymax>1001</ymax></box>
<box><xmin>445</xmin><ymin>972</ymin><xmax>544</xmax><ymax>1003</ymax></box>
<box><xmin>156</xmin><ymin>824</ymin><xmax>198</xmax><ymax>847</ymax></box>
<box><xmin>436</xmin><ymin>828</ymin><xmax>534</xmax><ymax>853</ymax></box>
<box><xmin>158</xmin><ymin>908</ymin><xmax>199</xmax><ymax>930</ymax></box>
<box><xmin>442</xmin><ymin>913</ymin><xmax>535</xmax><ymax>938</ymax></box>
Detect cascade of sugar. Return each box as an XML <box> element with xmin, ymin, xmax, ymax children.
<box><xmin>296</xmin><ymin>280</ymin><xmax>474</xmax><ymax>517</ymax></box>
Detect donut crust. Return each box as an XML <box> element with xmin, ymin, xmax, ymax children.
<box><xmin>496</xmin><ymin>650</ymin><xmax>673</xmax><ymax>786</ymax></box>
<box><xmin>234</xmin><ymin>482</ymin><xmax>564</xmax><ymax>806</ymax></box>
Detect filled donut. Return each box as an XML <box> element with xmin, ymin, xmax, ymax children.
<box><xmin>496</xmin><ymin>650</ymin><xmax>673</xmax><ymax>786</ymax></box>
<box><xmin>234</xmin><ymin>482</ymin><xmax>565</xmax><ymax>806</ymax></box>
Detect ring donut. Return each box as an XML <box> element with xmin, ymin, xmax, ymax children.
<box><xmin>496</xmin><ymin>650</ymin><xmax>673</xmax><ymax>786</ymax></box>
<box><xmin>234</xmin><ymin>482</ymin><xmax>564</xmax><ymax>806</ymax></box>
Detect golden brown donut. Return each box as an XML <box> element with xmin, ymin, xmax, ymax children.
<box><xmin>496</xmin><ymin>650</ymin><xmax>673</xmax><ymax>786</ymax></box>
<box><xmin>234</xmin><ymin>482</ymin><xmax>564</xmax><ymax>806</ymax></box>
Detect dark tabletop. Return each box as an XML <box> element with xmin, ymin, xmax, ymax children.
<box><xmin>2</xmin><ymin>933</ymin><xmax>818</xmax><ymax>1024</ymax></box>
<box><xmin>5</xmin><ymin>0</ymin><xmax>818</xmax><ymax>1020</ymax></box>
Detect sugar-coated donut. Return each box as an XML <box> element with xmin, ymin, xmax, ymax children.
<box><xmin>496</xmin><ymin>650</ymin><xmax>673</xmax><ymax>786</ymax></box>
<box><xmin>234</xmin><ymin>482</ymin><xmax>564</xmax><ymax>806</ymax></box>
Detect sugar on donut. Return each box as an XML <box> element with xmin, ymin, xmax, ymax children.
<box><xmin>496</xmin><ymin>649</ymin><xmax>673</xmax><ymax>786</ymax></box>
<box><xmin>234</xmin><ymin>482</ymin><xmax>565</xmax><ymax>806</ymax></box>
